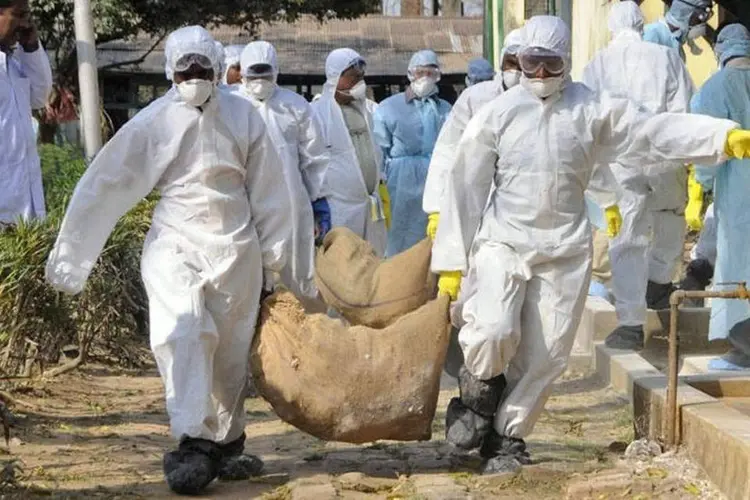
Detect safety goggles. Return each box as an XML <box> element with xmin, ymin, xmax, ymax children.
<box><xmin>518</xmin><ymin>47</ymin><xmax>566</xmax><ymax>76</ymax></box>
<box><xmin>174</xmin><ymin>53</ymin><xmax>214</xmax><ymax>73</ymax></box>
<box><xmin>681</xmin><ymin>0</ymin><xmax>713</xmax><ymax>24</ymax></box>
<box><xmin>410</xmin><ymin>66</ymin><xmax>441</xmax><ymax>81</ymax></box>
<box><xmin>344</xmin><ymin>58</ymin><xmax>367</xmax><ymax>74</ymax></box>
<box><xmin>244</xmin><ymin>63</ymin><xmax>274</xmax><ymax>77</ymax></box>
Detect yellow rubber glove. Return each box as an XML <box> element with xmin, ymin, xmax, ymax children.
<box><xmin>725</xmin><ymin>129</ymin><xmax>750</xmax><ymax>159</ymax></box>
<box><xmin>604</xmin><ymin>205</ymin><xmax>622</xmax><ymax>238</ymax></box>
<box><xmin>426</xmin><ymin>213</ymin><xmax>440</xmax><ymax>240</ymax></box>
<box><xmin>437</xmin><ymin>271</ymin><xmax>462</xmax><ymax>301</ymax></box>
<box><xmin>685</xmin><ymin>166</ymin><xmax>704</xmax><ymax>232</ymax></box>
<box><xmin>379</xmin><ymin>181</ymin><xmax>392</xmax><ymax>230</ymax></box>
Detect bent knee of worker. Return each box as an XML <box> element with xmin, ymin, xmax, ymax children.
<box><xmin>459</xmin><ymin>324</ymin><xmax>520</xmax><ymax>380</ymax></box>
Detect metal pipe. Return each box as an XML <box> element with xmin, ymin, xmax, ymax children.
<box><xmin>665</xmin><ymin>282</ymin><xmax>750</xmax><ymax>448</ymax></box>
<box><xmin>73</xmin><ymin>0</ymin><xmax>103</xmax><ymax>159</ymax></box>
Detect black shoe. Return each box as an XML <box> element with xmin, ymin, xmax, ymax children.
<box><xmin>163</xmin><ymin>438</ymin><xmax>222</xmax><ymax>495</ymax></box>
<box><xmin>217</xmin><ymin>433</ymin><xmax>265</xmax><ymax>481</ymax></box>
<box><xmin>480</xmin><ymin>431</ymin><xmax>532</xmax><ymax>464</ymax></box>
<box><xmin>480</xmin><ymin>434</ymin><xmax>531</xmax><ymax>474</ymax></box>
<box><xmin>646</xmin><ymin>281</ymin><xmax>675</xmax><ymax>310</ymax></box>
<box><xmin>605</xmin><ymin>325</ymin><xmax>645</xmax><ymax>351</ymax></box>
<box><xmin>445</xmin><ymin>397</ymin><xmax>493</xmax><ymax>450</ymax></box>
<box><xmin>458</xmin><ymin>366</ymin><xmax>506</xmax><ymax>418</ymax></box>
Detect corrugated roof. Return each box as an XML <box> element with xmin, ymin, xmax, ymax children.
<box><xmin>97</xmin><ymin>15</ymin><xmax>483</xmax><ymax>76</ymax></box>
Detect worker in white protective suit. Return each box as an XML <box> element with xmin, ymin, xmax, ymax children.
<box><xmin>233</xmin><ymin>41</ymin><xmax>330</xmax><ymax>299</ymax></box>
<box><xmin>0</xmin><ymin>0</ymin><xmax>52</xmax><ymax>225</ymax></box>
<box><xmin>311</xmin><ymin>48</ymin><xmax>389</xmax><ymax>256</ymax></box>
<box><xmin>432</xmin><ymin>15</ymin><xmax>750</xmax><ymax>474</ymax></box>
<box><xmin>222</xmin><ymin>44</ymin><xmax>244</xmax><ymax>86</ymax></box>
<box><xmin>582</xmin><ymin>1</ymin><xmax>696</xmax><ymax>350</ymax></box>
<box><xmin>45</xmin><ymin>26</ymin><xmax>294</xmax><ymax>496</ymax></box>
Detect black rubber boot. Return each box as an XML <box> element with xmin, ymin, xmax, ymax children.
<box><xmin>646</xmin><ymin>281</ymin><xmax>675</xmax><ymax>310</ymax></box>
<box><xmin>217</xmin><ymin>433</ymin><xmax>265</xmax><ymax>481</ymax></box>
<box><xmin>605</xmin><ymin>325</ymin><xmax>645</xmax><ymax>351</ymax></box>
<box><xmin>445</xmin><ymin>366</ymin><xmax>506</xmax><ymax>450</ymax></box>
<box><xmin>163</xmin><ymin>438</ymin><xmax>222</xmax><ymax>495</ymax></box>
<box><xmin>480</xmin><ymin>431</ymin><xmax>532</xmax><ymax>474</ymax></box>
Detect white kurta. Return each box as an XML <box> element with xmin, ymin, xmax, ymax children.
<box><xmin>0</xmin><ymin>45</ymin><xmax>52</xmax><ymax>224</ymax></box>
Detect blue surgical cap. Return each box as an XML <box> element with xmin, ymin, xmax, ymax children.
<box><xmin>665</xmin><ymin>0</ymin><xmax>712</xmax><ymax>32</ymax></box>
<box><xmin>409</xmin><ymin>49</ymin><xmax>440</xmax><ymax>71</ymax></box>
<box><xmin>467</xmin><ymin>58</ymin><xmax>495</xmax><ymax>85</ymax></box>
<box><xmin>716</xmin><ymin>23</ymin><xmax>750</xmax><ymax>67</ymax></box>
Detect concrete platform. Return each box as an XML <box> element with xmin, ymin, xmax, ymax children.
<box><xmin>594</xmin><ymin>342</ymin><xmax>750</xmax><ymax>500</ymax></box>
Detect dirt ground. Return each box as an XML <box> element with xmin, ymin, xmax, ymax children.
<box><xmin>0</xmin><ymin>365</ymin><xmax>725</xmax><ymax>499</ymax></box>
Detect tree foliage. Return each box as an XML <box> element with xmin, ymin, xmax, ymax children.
<box><xmin>30</xmin><ymin>0</ymin><xmax>380</xmax><ymax>96</ymax></box>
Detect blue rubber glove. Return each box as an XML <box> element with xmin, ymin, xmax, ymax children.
<box><xmin>312</xmin><ymin>198</ymin><xmax>331</xmax><ymax>245</ymax></box>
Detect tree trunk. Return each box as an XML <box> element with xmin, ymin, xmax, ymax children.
<box><xmin>402</xmin><ymin>0</ymin><xmax>422</xmax><ymax>16</ymax></box>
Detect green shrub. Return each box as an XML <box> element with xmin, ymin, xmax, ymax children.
<box><xmin>0</xmin><ymin>145</ymin><xmax>155</xmax><ymax>376</ymax></box>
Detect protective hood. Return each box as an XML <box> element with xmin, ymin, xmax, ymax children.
<box><xmin>408</xmin><ymin>49</ymin><xmax>440</xmax><ymax>72</ymax></box>
<box><xmin>608</xmin><ymin>1</ymin><xmax>644</xmax><ymax>37</ymax></box>
<box><xmin>523</xmin><ymin>16</ymin><xmax>571</xmax><ymax>73</ymax></box>
<box><xmin>467</xmin><ymin>58</ymin><xmax>495</xmax><ymax>85</ymax></box>
<box><xmin>241</xmin><ymin>41</ymin><xmax>279</xmax><ymax>78</ymax></box>
<box><xmin>164</xmin><ymin>26</ymin><xmax>221</xmax><ymax>82</ymax></box>
<box><xmin>499</xmin><ymin>27</ymin><xmax>525</xmax><ymax>67</ymax></box>
<box><xmin>665</xmin><ymin>0</ymin><xmax>712</xmax><ymax>41</ymax></box>
<box><xmin>716</xmin><ymin>23</ymin><xmax>750</xmax><ymax>67</ymax></box>
<box><xmin>222</xmin><ymin>44</ymin><xmax>244</xmax><ymax>83</ymax></box>
<box><xmin>324</xmin><ymin>47</ymin><xmax>365</xmax><ymax>96</ymax></box>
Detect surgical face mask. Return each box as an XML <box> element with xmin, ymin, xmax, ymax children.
<box><xmin>176</xmin><ymin>79</ymin><xmax>214</xmax><ymax>107</ymax></box>
<box><xmin>245</xmin><ymin>78</ymin><xmax>276</xmax><ymax>101</ymax></box>
<box><xmin>502</xmin><ymin>70</ymin><xmax>521</xmax><ymax>89</ymax></box>
<box><xmin>344</xmin><ymin>80</ymin><xmax>367</xmax><ymax>101</ymax></box>
<box><xmin>687</xmin><ymin>24</ymin><xmax>707</xmax><ymax>40</ymax></box>
<box><xmin>411</xmin><ymin>77</ymin><xmax>438</xmax><ymax>98</ymax></box>
<box><xmin>520</xmin><ymin>74</ymin><xmax>564</xmax><ymax>99</ymax></box>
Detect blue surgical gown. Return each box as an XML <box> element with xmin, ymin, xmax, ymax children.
<box><xmin>643</xmin><ymin>20</ymin><xmax>686</xmax><ymax>60</ymax></box>
<box><xmin>692</xmin><ymin>66</ymin><xmax>750</xmax><ymax>341</ymax></box>
<box><xmin>374</xmin><ymin>93</ymin><xmax>451</xmax><ymax>257</ymax></box>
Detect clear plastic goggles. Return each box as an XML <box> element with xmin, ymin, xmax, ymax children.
<box><xmin>173</xmin><ymin>53</ymin><xmax>214</xmax><ymax>73</ymax></box>
<box><xmin>518</xmin><ymin>47</ymin><xmax>566</xmax><ymax>76</ymax></box>
<box><xmin>410</xmin><ymin>66</ymin><xmax>441</xmax><ymax>81</ymax></box>
<box><xmin>244</xmin><ymin>63</ymin><xmax>274</xmax><ymax>78</ymax></box>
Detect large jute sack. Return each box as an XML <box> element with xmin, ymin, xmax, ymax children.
<box><xmin>250</xmin><ymin>291</ymin><xmax>451</xmax><ymax>443</ymax></box>
<box><xmin>315</xmin><ymin>228</ymin><xmax>436</xmax><ymax>328</ymax></box>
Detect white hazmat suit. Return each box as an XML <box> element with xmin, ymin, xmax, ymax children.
<box><xmin>233</xmin><ymin>41</ymin><xmax>329</xmax><ymax>298</ymax></box>
<box><xmin>46</xmin><ymin>27</ymin><xmax>293</xmax><ymax>450</ymax></box>
<box><xmin>583</xmin><ymin>2</ymin><xmax>695</xmax><ymax>333</ymax></box>
<box><xmin>311</xmin><ymin>49</ymin><xmax>387</xmax><ymax>256</ymax></box>
<box><xmin>0</xmin><ymin>43</ymin><xmax>52</xmax><ymax>224</ymax></box>
<box><xmin>433</xmin><ymin>16</ymin><xmax>736</xmax><ymax>447</ymax></box>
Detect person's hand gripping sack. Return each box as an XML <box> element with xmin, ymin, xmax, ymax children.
<box><xmin>426</xmin><ymin>213</ymin><xmax>439</xmax><ymax>240</ymax></box>
<box><xmin>438</xmin><ymin>271</ymin><xmax>461</xmax><ymax>301</ymax></box>
<box><xmin>604</xmin><ymin>205</ymin><xmax>622</xmax><ymax>238</ymax></box>
<box><xmin>725</xmin><ymin>129</ymin><xmax>750</xmax><ymax>159</ymax></box>
<box><xmin>378</xmin><ymin>181</ymin><xmax>392</xmax><ymax>230</ymax></box>
<box><xmin>685</xmin><ymin>166</ymin><xmax>704</xmax><ymax>232</ymax></box>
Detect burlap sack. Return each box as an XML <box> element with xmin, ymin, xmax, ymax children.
<box><xmin>250</xmin><ymin>291</ymin><xmax>451</xmax><ymax>443</ymax></box>
<box><xmin>315</xmin><ymin>228</ymin><xmax>436</xmax><ymax>328</ymax></box>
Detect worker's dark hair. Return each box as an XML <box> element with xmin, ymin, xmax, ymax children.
<box><xmin>0</xmin><ymin>0</ymin><xmax>18</xmax><ymax>7</ymax></box>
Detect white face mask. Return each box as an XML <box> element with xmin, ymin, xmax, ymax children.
<box><xmin>520</xmin><ymin>75</ymin><xmax>565</xmax><ymax>99</ymax></box>
<box><xmin>502</xmin><ymin>70</ymin><xmax>521</xmax><ymax>89</ymax></box>
<box><xmin>244</xmin><ymin>78</ymin><xmax>276</xmax><ymax>101</ymax></box>
<box><xmin>343</xmin><ymin>80</ymin><xmax>368</xmax><ymax>101</ymax></box>
<box><xmin>176</xmin><ymin>79</ymin><xmax>214</xmax><ymax>107</ymax></box>
<box><xmin>412</xmin><ymin>77</ymin><xmax>438</xmax><ymax>98</ymax></box>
